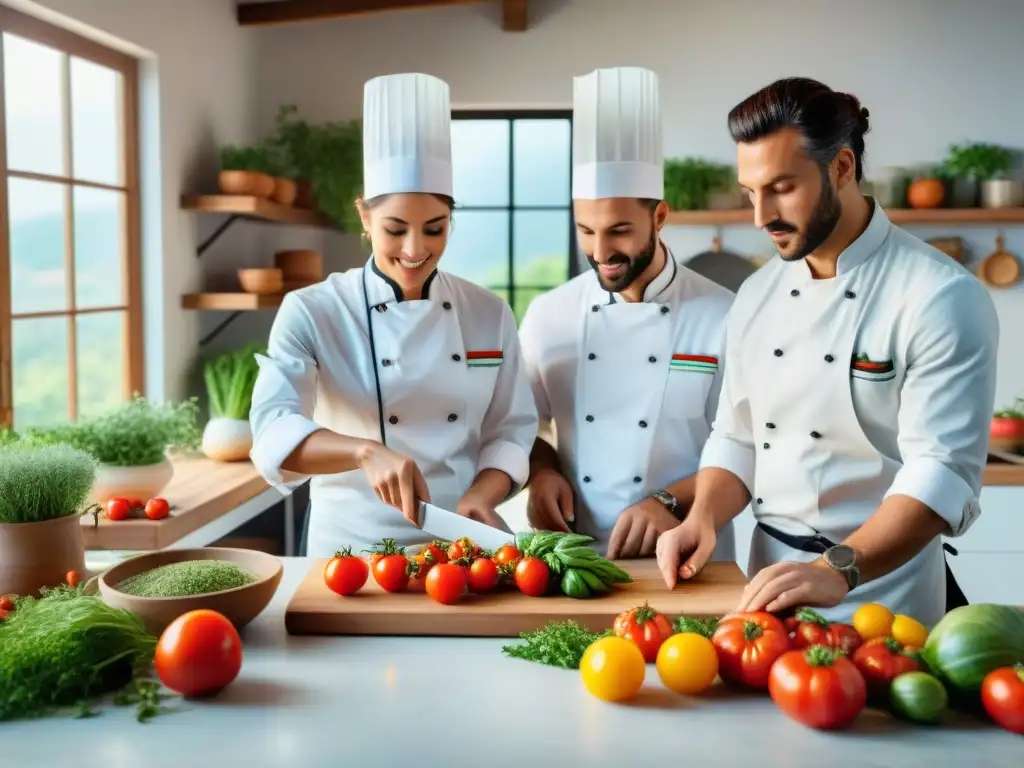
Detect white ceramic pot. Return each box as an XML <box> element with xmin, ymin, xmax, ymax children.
<box><xmin>981</xmin><ymin>179</ymin><xmax>1024</xmax><ymax>209</ymax></box>
<box><xmin>92</xmin><ymin>458</ymin><xmax>174</xmax><ymax>505</ymax></box>
<box><xmin>202</xmin><ymin>418</ymin><xmax>253</xmax><ymax>462</ymax></box>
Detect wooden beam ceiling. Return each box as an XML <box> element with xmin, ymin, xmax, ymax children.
<box><xmin>236</xmin><ymin>0</ymin><xmax>529</xmax><ymax>31</ymax></box>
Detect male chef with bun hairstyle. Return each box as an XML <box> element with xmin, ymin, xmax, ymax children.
<box><xmin>656</xmin><ymin>77</ymin><xmax>999</xmax><ymax>628</ymax></box>
<box><xmin>519</xmin><ymin>66</ymin><xmax>737</xmax><ymax>562</ymax></box>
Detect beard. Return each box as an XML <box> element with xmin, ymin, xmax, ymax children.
<box><xmin>587</xmin><ymin>224</ymin><xmax>658</xmax><ymax>292</ymax></box>
<box><xmin>766</xmin><ymin>175</ymin><xmax>842</xmax><ymax>262</ymax></box>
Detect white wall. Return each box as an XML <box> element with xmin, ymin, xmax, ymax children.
<box><xmin>250</xmin><ymin>0</ymin><xmax>1024</xmax><ymax>408</ymax></box>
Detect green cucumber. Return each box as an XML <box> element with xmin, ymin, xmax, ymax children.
<box><xmin>575</xmin><ymin>568</ymin><xmax>611</xmax><ymax>594</ymax></box>
<box><xmin>560</xmin><ymin>568</ymin><xmax>591</xmax><ymax>599</ymax></box>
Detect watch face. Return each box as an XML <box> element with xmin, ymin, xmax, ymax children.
<box><xmin>828</xmin><ymin>545</ymin><xmax>856</xmax><ymax>569</ymax></box>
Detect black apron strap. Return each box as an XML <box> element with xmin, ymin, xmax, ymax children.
<box><xmin>758</xmin><ymin>523</ymin><xmax>969</xmax><ymax>612</ymax></box>
<box><xmin>299</xmin><ymin>499</ymin><xmax>312</xmax><ymax>557</ymax></box>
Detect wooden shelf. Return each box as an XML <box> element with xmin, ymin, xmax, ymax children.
<box><xmin>181</xmin><ymin>194</ymin><xmax>334</xmax><ymax>227</ymax></box>
<box><xmin>666</xmin><ymin>207</ymin><xmax>1024</xmax><ymax>227</ymax></box>
<box><xmin>182</xmin><ymin>292</ymin><xmax>285</xmax><ymax>310</ymax></box>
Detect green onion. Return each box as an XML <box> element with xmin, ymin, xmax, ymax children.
<box><xmin>203</xmin><ymin>344</ymin><xmax>264</xmax><ymax>420</ymax></box>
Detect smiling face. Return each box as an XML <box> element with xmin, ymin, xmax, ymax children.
<box><xmin>573</xmin><ymin>198</ymin><xmax>668</xmax><ymax>294</ymax></box>
<box><xmin>359</xmin><ymin>193</ymin><xmax>453</xmax><ymax>298</ymax></box>
<box><xmin>736</xmin><ymin>127</ymin><xmax>843</xmax><ymax>262</ymax></box>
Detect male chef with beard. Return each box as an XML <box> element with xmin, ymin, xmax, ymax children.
<box><xmin>656</xmin><ymin>78</ymin><xmax>998</xmax><ymax>627</ymax></box>
<box><xmin>518</xmin><ymin>66</ymin><xmax>737</xmax><ymax>561</ymax></box>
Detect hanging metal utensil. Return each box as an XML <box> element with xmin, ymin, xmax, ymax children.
<box><xmin>684</xmin><ymin>233</ymin><xmax>760</xmax><ymax>292</ymax></box>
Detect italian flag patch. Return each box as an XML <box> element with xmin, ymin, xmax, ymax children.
<box><xmin>670</xmin><ymin>354</ymin><xmax>718</xmax><ymax>374</ymax></box>
<box><xmin>851</xmin><ymin>354</ymin><xmax>895</xmax><ymax>382</ymax></box>
<box><xmin>466</xmin><ymin>350</ymin><xmax>503</xmax><ymax>368</ymax></box>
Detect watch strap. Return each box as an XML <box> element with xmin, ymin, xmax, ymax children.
<box><xmin>649</xmin><ymin>490</ymin><xmax>685</xmax><ymax>520</ymax></box>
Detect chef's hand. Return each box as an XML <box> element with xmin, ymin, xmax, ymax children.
<box><xmin>656</xmin><ymin>511</ymin><xmax>717</xmax><ymax>588</ymax></box>
<box><xmin>607</xmin><ymin>497</ymin><xmax>679</xmax><ymax>560</ymax></box>
<box><xmin>358</xmin><ymin>443</ymin><xmax>431</xmax><ymax>524</ymax></box>
<box><xmin>527</xmin><ymin>468</ymin><xmax>574</xmax><ymax>533</ymax></box>
<box><xmin>734</xmin><ymin>560</ymin><xmax>850</xmax><ymax>614</ymax></box>
<box><xmin>456</xmin><ymin>491</ymin><xmax>505</xmax><ymax>529</ymax></box>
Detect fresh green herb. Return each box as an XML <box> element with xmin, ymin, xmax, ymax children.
<box><xmin>220</xmin><ymin>144</ymin><xmax>276</xmax><ymax>175</ymax></box>
<box><xmin>664</xmin><ymin>157</ymin><xmax>736</xmax><ymax>210</ymax></box>
<box><xmin>203</xmin><ymin>344</ymin><xmax>264</xmax><ymax>420</ymax></box>
<box><xmin>942</xmin><ymin>142</ymin><xmax>1015</xmax><ymax>181</ymax></box>
<box><xmin>27</xmin><ymin>396</ymin><xmax>201</xmax><ymax>467</ymax></box>
<box><xmin>0</xmin><ymin>442</ymin><xmax>97</xmax><ymax>524</ymax></box>
<box><xmin>0</xmin><ymin>585</ymin><xmax>159</xmax><ymax>722</ymax></box>
<box><xmin>676</xmin><ymin>616</ymin><xmax>720</xmax><ymax>638</ymax></box>
<box><xmin>114</xmin><ymin>677</ymin><xmax>174</xmax><ymax>723</ymax></box>
<box><xmin>502</xmin><ymin>620</ymin><xmax>607</xmax><ymax>669</ymax></box>
<box><xmin>115</xmin><ymin>560</ymin><xmax>258</xmax><ymax>597</ymax></box>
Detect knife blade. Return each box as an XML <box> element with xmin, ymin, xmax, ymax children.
<box><xmin>417</xmin><ymin>501</ymin><xmax>515</xmax><ymax>552</ymax></box>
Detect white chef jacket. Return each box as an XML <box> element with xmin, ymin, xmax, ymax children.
<box><xmin>700</xmin><ymin>202</ymin><xmax>999</xmax><ymax>627</ymax></box>
<box><xmin>519</xmin><ymin>248</ymin><xmax>737</xmax><ymax>559</ymax></box>
<box><xmin>248</xmin><ymin>259</ymin><xmax>539</xmax><ymax>556</ymax></box>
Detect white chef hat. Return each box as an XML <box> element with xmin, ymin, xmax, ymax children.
<box><xmin>362</xmin><ymin>72</ymin><xmax>453</xmax><ymax>200</ymax></box>
<box><xmin>572</xmin><ymin>66</ymin><xmax>664</xmax><ymax>200</ymax></box>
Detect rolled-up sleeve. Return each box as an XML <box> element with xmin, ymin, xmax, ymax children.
<box><xmin>884</xmin><ymin>276</ymin><xmax>999</xmax><ymax>536</ymax></box>
<box><xmin>699</xmin><ymin>313</ymin><xmax>756</xmax><ymax>495</ymax></box>
<box><xmin>249</xmin><ymin>293</ymin><xmax>323</xmax><ymax>491</ymax></box>
<box><xmin>477</xmin><ymin>303</ymin><xmax>539</xmax><ymax>494</ymax></box>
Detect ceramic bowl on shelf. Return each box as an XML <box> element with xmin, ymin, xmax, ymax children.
<box><xmin>237</xmin><ymin>268</ymin><xmax>284</xmax><ymax>294</ymax></box>
<box><xmin>95</xmin><ymin>547</ymin><xmax>283</xmax><ymax>636</ymax></box>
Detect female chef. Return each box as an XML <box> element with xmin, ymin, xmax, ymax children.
<box><xmin>248</xmin><ymin>72</ymin><xmax>538</xmax><ymax>556</ymax></box>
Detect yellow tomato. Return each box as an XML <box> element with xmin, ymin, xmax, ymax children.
<box><xmin>852</xmin><ymin>603</ymin><xmax>895</xmax><ymax>641</ymax></box>
<box><xmin>891</xmin><ymin>615</ymin><xmax>929</xmax><ymax>648</ymax></box>
<box><xmin>579</xmin><ymin>636</ymin><xmax>646</xmax><ymax>702</ymax></box>
<box><xmin>656</xmin><ymin>633</ymin><xmax>719</xmax><ymax>695</ymax></box>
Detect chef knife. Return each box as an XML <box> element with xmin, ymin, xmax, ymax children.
<box><xmin>417</xmin><ymin>501</ymin><xmax>515</xmax><ymax>552</ymax></box>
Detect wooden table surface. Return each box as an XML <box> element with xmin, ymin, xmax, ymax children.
<box><xmin>983</xmin><ymin>458</ymin><xmax>1024</xmax><ymax>486</ymax></box>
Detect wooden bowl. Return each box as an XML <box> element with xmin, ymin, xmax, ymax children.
<box><xmin>237</xmin><ymin>268</ymin><xmax>284</xmax><ymax>294</ymax></box>
<box><xmin>97</xmin><ymin>547</ymin><xmax>283</xmax><ymax>636</ymax></box>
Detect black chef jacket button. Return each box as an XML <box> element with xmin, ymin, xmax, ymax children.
<box><xmin>442</xmin><ymin>301</ymin><xmax>452</xmax><ymax>310</ymax></box>
<box><xmin>845</xmin><ymin>290</ymin><xmax>856</xmax><ymax>300</ymax></box>
<box><xmin>588</xmin><ymin>352</ymin><xmax>596</xmax><ymax>360</ymax></box>
<box><xmin>583</xmin><ymin>475</ymin><xmax>591</xmax><ymax>483</ymax></box>
<box><xmin>591</xmin><ymin>304</ymin><xmax>599</xmax><ymax>312</ymax></box>
<box><xmin>648</xmin><ymin>355</ymin><xmax>657</xmax><ymax>363</ymax></box>
<box><xmin>633</xmin><ymin>476</ymin><xmax>642</xmax><ymax>483</ymax></box>
<box><xmin>810</xmin><ymin>430</ymin><xmax>822</xmax><ymax>439</ymax></box>
<box><xmin>774</xmin><ymin>349</ymin><xmax>783</xmax><ymax>357</ymax></box>
<box><xmin>452</xmin><ymin>353</ymin><xmax>461</xmax><ymax>362</ymax></box>
<box><xmin>756</xmin><ymin>497</ymin><xmax>763</xmax><ymax>505</ymax></box>
<box><xmin>790</xmin><ymin>288</ymin><xmax>800</xmax><ymax>297</ymax></box>
<box><xmin>448</xmin><ymin>413</ymin><xmax>458</xmax><ymax>422</ymax></box>
<box><xmin>382</xmin><ymin>358</ymin><xmax>392</xmax><ymax>366</ymax></box>
<box><xmin>824</xmin><ymin>354</ymin><xmax>834</xmax><ymax>363</ymax></box>
<box><xmin>766</xmin><ymin>422</ymin><xmax>775</xmax><ymax>429</ymax></box>
<box><xmin>763</xmin><ymin>442</ymin><xmax>770</xmax><ymax>449</ymax></box>
<box><xmin>639</xmin><ymin>420</ymin><xmax>648</xmax><ymax>428</ymax></box>
<box><xmin>660</xmin><ymin>305</ymin><xmax>669</xmax><ymax>315</ymax></box>
<box><xmin>388</xmin><ymin>415</ymin><xmax>399</xmax><ymax>425</ymax></box>
<box><xmin>585</xmin><ymin>415</ymin><xmax>594</xmax><ymax>422</ymax></box>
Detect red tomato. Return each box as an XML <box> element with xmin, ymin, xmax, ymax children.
<box><xmin>468</xmin><ymin>557</ymin><xmax>499</xmax><ymax>593</ymax></box>
<box><xmin>0</xmin><ymin>608</ymin><xmax>8</xmax><ymax>621</ymax></box>
<box><xmin>144</xmin><ymin>497</ymin><xmax>170</xmax><ymax>520</ymax></box>
<box><xmin>981</xmin><ymin>666</ymin><xmax>1024</xmax><ymax>735</ymax></box>
<box><xmin>447</xmin><ymin>537</ymin><xmax>481</xmax><ymax>562</ymax></box>
<box><xmin>711</xmin><ymin>611</ymin><xmax>791</xmax><ymax>689</ymax></box>
<box><xmin>366</xmin><ymin>538</ymin><xmax>402</xmax><ymax>568</ymax></box>
<box><xmin>155</xmin><ymin>609</ymin><xmax>243</xmax><ymax>698</ymax></box>
<box><xmin>406</xmin><ymin>553</ymin><xmax>433</xmax><ymax>592</ymax></box>
<box><xmin>613</xmin><ymin>603</ymin><xmax>675</xmax><ymax>663</ymax></box>
<box><xmin>425</xmin><ymin>563</ymin><xmax>468</xmax><ymax>605</ymax></box>
<box><xmin>493</xmin><ymin>544</ymin><xmax>521</xmax><ymax>568</ymax></box>
<box><xmin>769</xmin><ymin>645</ymin><xmax>867</xmax><ymax>730</ymax></box>
<box><xmin>0</xmin><ymin>596</ymin><xmax>14</xmax><ymax>612</ymax></box>
<box><xmin>791</xmin><ymin>607</ymin><xmax>862</xmax><ymax>656</ymax></box>
<box><xmin>372</xmin><ymin>554</ymin><xmax>410</xmax><ymax>593</ymax></box>
<box><xmin>423</xmin><ymin>542</ymin><xmax>449</xmax><ymax>565</ymax></box>
<box><xmin>851</xmin><ymin>637</ymin><xmax>923</xmax><ymax>698</ymax></box>
<box><xmin>324</xmin><ymin>548</ymin><xmax>369</xmax><ymax>596</ymax></box>
<box><xmin>66</xmin><ymin>570</ymin><xmax>80</xmax><ymax>588</ymax></box>
<box><xmin>513</xmin><ymin>556</ymin><xmax>550</xmax><ymax>597</ymax></box>
<box><xmin>105</xmin><ymin>497</ymin><xmax>133</xmax><ymax>521</ymax></box>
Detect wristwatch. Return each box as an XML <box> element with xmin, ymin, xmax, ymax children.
<box><xmin>823</xmin><ymin>544</ymin><xmax>860</xmax><ymax>590</ymax></box>
<box><xmin>648</xmin><ymin>490</ymin><xmax>685</xmax><ymax>520</ymax></box>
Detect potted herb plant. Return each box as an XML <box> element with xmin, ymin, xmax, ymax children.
<box><xmin>942</xmin><ymin>142</ymin><xmax>1016</xmax><ymax>208</ymax></box>
<box><xmin>201</xmin><ymin>344</ymin><xmax>263</xmax><ymax>462</ymax></box>
<box><xmin>28</xmin><ymin>397</ymin><xmax>201</xmax><ymax>504</ymax></box>
<box><xmin>0</xmin><ymin>441</ymin><xmax>97</xmax><ymax>597</ymax></box>
<box><xmin>218</xmin><ymin>144</ymin><xmax>277</xmax><ymax>200</ymax></box>
<box><xmin>664</xmin><ymin>158</ymin><xmax>739</xmax><ymax>211</ymax></box>
<box><xmin>990</xmin><ymin>398</ymin><xmax>1024</xmax><ymax>453</ymax></box>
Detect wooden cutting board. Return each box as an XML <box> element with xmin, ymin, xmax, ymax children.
<box><xmin>284</xmin><ymin>559</ymin><xmax>748</xmax><ymax>637</ymax></box>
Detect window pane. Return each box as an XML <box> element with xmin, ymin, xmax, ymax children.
<box><xmin>9</xmin><ymin>178</ymin><xmax>68</xmax><ymax>315</ymax></box>
<box><xmin>77</xmin><ymin>311</ymin><xmax>125</xmax><ymax>419</ymax></box>
<box><xmin>513</xmin><ymin>119</ymin><xmax>570</xmax><ymax>206</ymax></box>
<box><xmin>74</xmin><ymin>187</ymin><xmax>124</xmax><ymax>308</ymax></box>
<box><xmin>71</xmin><ymin>57</ymin><xmax>123</xmax><ymax>186</ymax></box>
<box><xmin>12</xmin><ymin>316</ymin><xmax>69</xmax><ymax>430</ymax></box>
<box><xmin>3</xmin><ymin>33</ymin><xmax>65</xmax><ymax>176</ymax></box>
<box><xmin>442</xmin><ymin>210</ymin><xmax>509</xmax><ymax>287</ymax></box>
<box><xmin>451</xmin><ymin>120</ymin><xmax>509</xmax><ymax>206</ymax></box>
<box><xmin>513</xmin><ymin>210</ymin><xmax>570</xmax><ymax>286</ymax></box>
<box><xmin>511</xmin><ymin>287</ymin><xmax>552</xmax><ymax>325</ymax></box>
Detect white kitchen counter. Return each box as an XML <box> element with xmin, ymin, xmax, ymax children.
<box><xmin>6</xmin><ymin>558</ymin><xmax>1023</xmax><ymax>767</ymax></box>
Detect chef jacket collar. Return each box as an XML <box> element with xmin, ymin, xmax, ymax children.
<box><xmin>366</xmin><ymin>256</ymin><xmax>440</xmax><ymax>304</ymax></box>
<box><xmin>792</xmin><ymin>197</ymin><xmax>891</xmax><ymax>282</ymax></box>
<box><xmin>605</xmin><ymin>242</ymin><xmax>678</xmax><ymax>305</ymax></box>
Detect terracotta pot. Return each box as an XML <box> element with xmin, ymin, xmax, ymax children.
<box><xmin>274</xmin><ymin>249</ymin><xmax>324</xmax><ymax>283</ymax></box>
<box><xmin>0</xmin><ymin>513</ymin><xmax>87</xmax><ymax>597</ymax></box>
<box><xmin>295</xmin><ymin>179</ymin><xmax>316</xmax><ymax>209</ymax></box>
<box><xmin>237</xmin><ymin>268</ymin><xmax>284</xmax><ymax>294</ymax></box>
<box><xmin>202</xmin><ymin>418</ymin><xmax>253</xmax><ymax>462</ymax></box>
<box><xmin>272</xmin><ymin>178</ymin><xmax>298</xmax><ymax>206</ymax></box>
<box><xmin>217</xmin><ymin>170</ymin><xmax>275</xmax><ymax>198</ymax></box>
<box><xmin>907</xmin><ymin>178</ymin><xmax>945</xmax><ymax>209</ymax></box>
<box><xmin>92</xmin><ymin>459</ymin><xmax>174</xmax><ymax>506</ymax></box>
